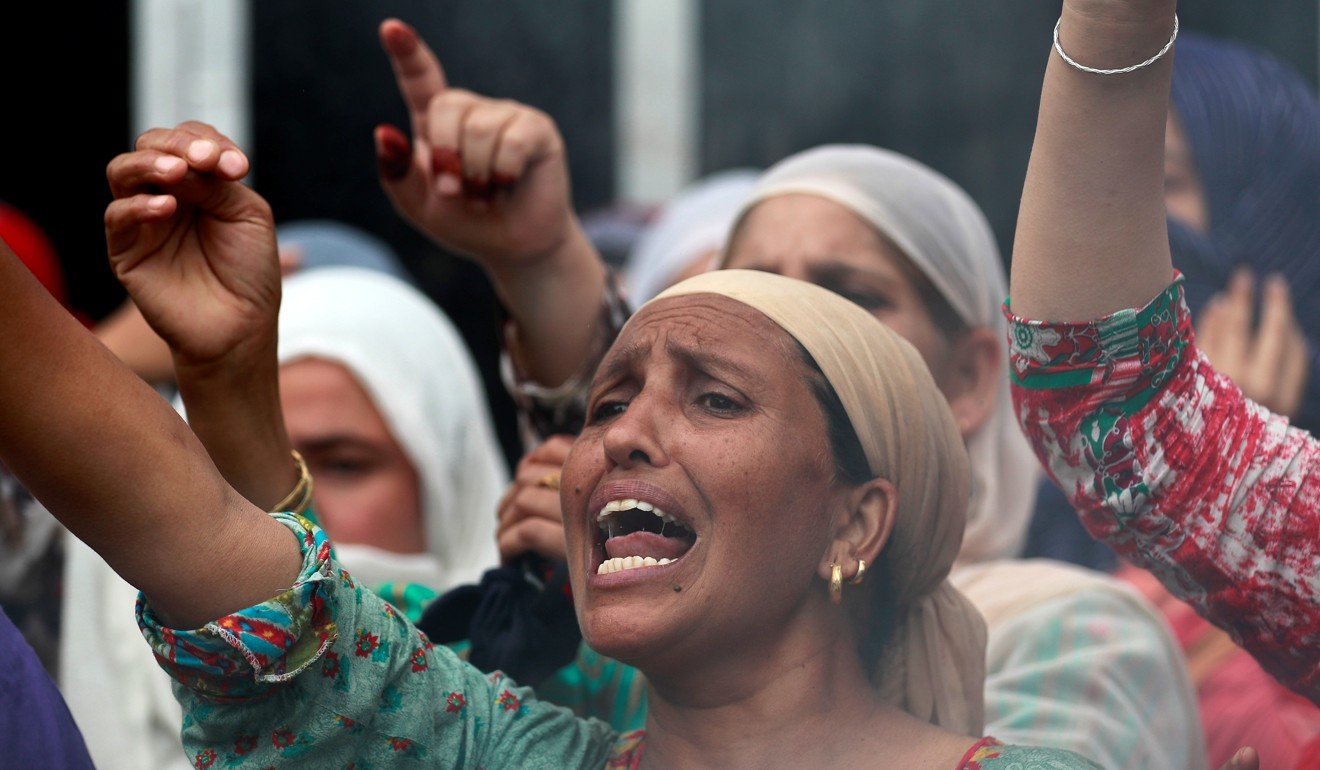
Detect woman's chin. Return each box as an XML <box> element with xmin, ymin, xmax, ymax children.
<box><xmin>579</xmin><ymin>606</ymin><xmax>682</xmax><ymax>666</ymax></box>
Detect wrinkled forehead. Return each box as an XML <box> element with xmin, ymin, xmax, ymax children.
<box><xmin>597</xmin><ymin>294</ymin><xmax>804</xmax><ymax>385</ymax></box>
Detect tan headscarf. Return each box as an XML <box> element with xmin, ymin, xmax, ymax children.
<box><xmin>728</xmin><ymin>145</ymin><xmax>1041</xmax><ymax>565</ymax></box>
<box><xmin>648</xmin><ymin>269</ymin><xmax>987</xmax><ymax>734</ymax></box>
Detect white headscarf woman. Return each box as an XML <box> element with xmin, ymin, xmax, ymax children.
<box><xmin>277</xmin><ymin>267</ymin><xmax>505</xmax><ymax>595</ymax></box>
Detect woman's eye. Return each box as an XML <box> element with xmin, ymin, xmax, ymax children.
<box><xmin>589</xmin><ymin>400</ymin><xmax>628</xmax><ymax>423</ymax></box>
<box><xmin>313</xmin><ymin>457</ymin><xmax>373</xmax><ymax>479</ymax></box>
<box><xmin>698</xmin><ymin>392</ymin><xmax>742</xmax><ymax>413</ymax></box>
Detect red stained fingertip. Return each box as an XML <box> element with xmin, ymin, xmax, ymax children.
<box><xmin>375</xmin><ymin>124</ymin><xmax>412</xmax><ymax>181</ymax></box>
<box><xmin>379</xmin><ymin>19</ymin><xmax>419</xmax><ymax>56</ymax></box>
<box><xmin>431</xmin><ymin>147</ymin><xmax>463</xmax><ymax>178</ymax></box>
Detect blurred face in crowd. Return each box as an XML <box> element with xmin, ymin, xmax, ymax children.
<box><xmin>279</xmin><ymin>357</ymin><xmax>424</xmax><ymax>553</ymax></box>
<box><xmin>1164</xmin><ymin>111</ymin><xmax>1209</xmax><ymax>232</ymax></box>
<box><xmin>724</xmin><ymin>194</ymin><xmax>999</xmax><ymax>439</ymax></box>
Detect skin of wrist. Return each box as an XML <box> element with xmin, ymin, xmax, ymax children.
<box><xmin>172</xmin><ymin>335</ymin><xmax>297</xmax><ymax>512</ymax></box>
<box><xmin>488</xmin><ymin>221</ymin><xmax>604</xmax><ymax>310</ymax></box>
<box><xmin>170</xmin><ymin>327</ymin><xmax>280</xmax><ymax>383</ymax></box>
<box><xmin>172</xmin><ymin>333</ymin><xmax>285</xmax><ymax>430</ymax></box>
<box><xmin>1055</xmin><ymin>6</ymin><xmax>1178</xmax><ymax>77</ymax></box>
<box><xmin>1062</xmin><ymin>0</ymin><xmax>1177</xmax><ymax>27</ymax></box>
<box><xmin>1059</xmin><ymin>2</ymin><xmax>1177</xmax><ymax>58</ymax></box>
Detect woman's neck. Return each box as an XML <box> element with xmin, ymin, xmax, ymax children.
<box><xmin>635</xmin><ymin>602</ymin><xmax>971</xmax><ymax>769</ymax></box>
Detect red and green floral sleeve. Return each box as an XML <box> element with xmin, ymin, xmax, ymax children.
<box><xmin>135</xmin><ymin>512</ymin><xmax>620</xmax><ymax>767</ymax></box>
<box><xmin>1006</xmin><ymin>278</ymin><xmax>1320</xmax><ymax>703</ymax></box>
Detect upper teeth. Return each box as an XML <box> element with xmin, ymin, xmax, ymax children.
<box><xmin>597</xmin><ymin>555</ymin><xmax>673</xmax><ymax>574</ymax></box>
<box><xmin>597</xmin><ymin>499</ymin><xmax>678</xmax><ymax>526</ymax></box>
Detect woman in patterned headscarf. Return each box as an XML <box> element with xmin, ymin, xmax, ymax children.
<box><xmin>1164</xmin><ymin>32</ymin><xmax>1320</xmax><ymax>429</ymax></box>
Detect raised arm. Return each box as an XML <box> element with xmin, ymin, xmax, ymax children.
<box><xmin>0</xmin><ymin>221</ymin><xmax>297</xmax><ymax>630</ymax></box>
<box><xmin>374</xmin><ymin>19</ymin><xmax>606</xmax><ymax>388</ymax></box>
<box><xmin>104</xmin><ymin>122</ymin><xmax>299</xmax><ymax>515</ymax></box>
<box><xmin>1007</xmin><ymin>2</ymin><xmax>1320</xmax><ymax>701</ymax></box>
<box><xmin>1010</xmin><ymin>0</ymin><xmax>1178</xmax><ymax>319</ymax></box>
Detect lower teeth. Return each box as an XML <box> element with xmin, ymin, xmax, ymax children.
<box><xmin>596</xmin><ymin>555</ymin><xmax>673</xmax><ymax>574</ymax></box>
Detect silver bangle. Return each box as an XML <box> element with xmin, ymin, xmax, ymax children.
<box><xmin>1053</xmin><ymin>14</ymin><xmax>1179</xmax><ymax>76</ymax></box>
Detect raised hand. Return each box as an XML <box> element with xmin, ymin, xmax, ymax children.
<box><xmin>373</xmin><ymin>19</ymin><xmax>606</xmax><ymax>388</ymax></box>
<box><xmin>1219</xmin><ymin>747</ymin><xmax>1258</xmax><ymax>770</ymax></box>
<box><xmin>106</xmin><ymin>122</ymin><xmax>295</xmax><ymax>512</ymax></box>
<box><xmin>105</xmin><ymin>122</ymin><xmax>279</xmax><ymax>368</ymax></box>
<box><xmin>375</xmin><ymin>19</ymin><xmax>573</xmax><ymax>276</ymax></box>
<box><xmin>496</xmin><ymin>435</ymin><xmax>574</xmax><ymax>564</ymax></box>
<box><xmin>1196</xmin><ymin>269</ymin><xmax>1310</xmax><ymax>419</ymax></box>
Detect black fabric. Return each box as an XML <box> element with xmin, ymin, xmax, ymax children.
<box><xmin>417</xmin><ymin>556</ymin><xmax>582</xmax><ymax>687</ymax></box>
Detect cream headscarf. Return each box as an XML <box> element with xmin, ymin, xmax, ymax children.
<box><xmin>729</xmin><ymin>145</ymin><xmax>1041</xmax><ymax>564</ymax></box>
<box><xmin>650</xmin><ymin>269</ymin><xmax>987</xmax><ymax>734</ymax></box>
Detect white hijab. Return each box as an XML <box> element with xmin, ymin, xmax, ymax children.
<box><xmin>278</xmin><ymin>267</ymin><xmax>506</xmax><ymax>591</ymax></box>
<box><xmin>624</xmin><ymin>169</ymin><xmax>760</xmax><ymax>304</ymax></box>
<box><xmin>731</xmin><ymin>145</ymin><xmax>1041</xmax><ymax>564</ymax></box>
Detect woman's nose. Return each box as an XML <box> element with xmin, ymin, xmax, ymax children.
<box><xmin>601</xmin><ymin>390</ymin><xmax>669</xmax><ymax>470</ymax></box>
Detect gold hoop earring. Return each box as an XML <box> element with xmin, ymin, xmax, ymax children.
<box><xmin>851</xmin><ymin>558</ymin><xmax>867</xmax><ymax>586</ymax></box>
<box><xmin>829</xmin><ymin>562</ymin><xmax>843</xmax><ymax>604</ymax></box>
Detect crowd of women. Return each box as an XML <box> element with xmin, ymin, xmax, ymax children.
<box><xmin>0</xmin><ymin>0</ymin><xmax>1316</xmax><ymax>767</ymax></box>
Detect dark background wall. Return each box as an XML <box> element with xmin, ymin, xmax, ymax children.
<box><xmin>2</xmin><ymin>1</ymin><xmax>1315</xmax><ymax>467</ymax></box>
<box><xmin>2</xmin><ymin>2</ymin><xmax>131</xmax><ymax>320</ymax></box>
<box><xmin>701</xmin><ymin>1</ymin><xmax>1319</xmax><ymax>263</ymax></box>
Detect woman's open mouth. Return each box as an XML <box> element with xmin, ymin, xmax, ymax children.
<box><xmin>594</xmin><ymin>498</ymin><xmax>697</xmax><ymax>575</ymax></box>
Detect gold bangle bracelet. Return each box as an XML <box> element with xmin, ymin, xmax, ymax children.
<box><xmin>271</xmin><ymin>450</ymin><xmax>315</xmax><ymax>514</ymax></box>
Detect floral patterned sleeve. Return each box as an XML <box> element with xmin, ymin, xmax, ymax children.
<box><xmin>964</xmin><ymin>741</ymin><xmax>1102</xmax><ymax>769</ymax></box>
<box><xmin>501</xmin><ymin>269</ymin><xmax>631</xmax><ymax>445</ymax></box>
<box><xmin>136</xmin><ymin>512</ymin><xmax>619</xmax><ymax>768</ymax></box>
<box><xmin>1006</xmin><ymin>277</ymin><xmax>1320</xmax><ymax>702</ymax></box>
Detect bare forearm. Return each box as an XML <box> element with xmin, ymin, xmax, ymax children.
<box><xmin>0</xmin><ymin>247</ymin><xmax>298</xmax><ymax>627</ymax></box>
<box><xmin>490</xmin><ymin>221</ymin><xmax>607</xmax><ymax>387</ymax></box>
<box><xmin>1010</xmin><ymin>2</ymin><xmax>1178</xmax><ymax>321</ymax></box>
<box><xmin>174</xmin><ymin>341</ymin><xmax>299</xmax><ymax>512</ymax></box>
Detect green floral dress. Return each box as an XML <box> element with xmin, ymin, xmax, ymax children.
<box><xmin>136</xmin><ymin>513</ymin><xmax>1103</xmax><ymax>769</ymax></box>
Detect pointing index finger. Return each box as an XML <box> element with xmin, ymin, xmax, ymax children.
<box><xmin>380</xmin><ymin>18</ymin><xmax>448</xmax><ymax>137</ymax></box>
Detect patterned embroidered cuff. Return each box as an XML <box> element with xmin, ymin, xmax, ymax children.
<box><xmin>1005</xmin><ymin>278</ymin><xmax>1190</xmax><ymax>408</ymax></box>
<box><xmin>501</xmin><ymin>268</ymin><xmax>632</xmax><ymax>443</ymax></box>
<box><xmin>136</xmin><ymin>512</ymin><xmax>340</xmax><ymax>702</ymax></box>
